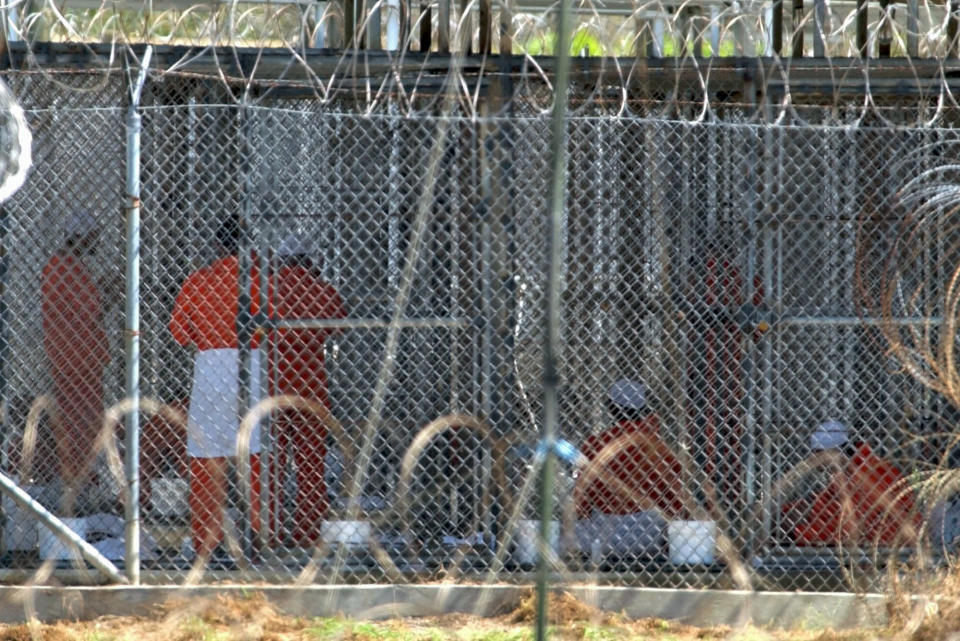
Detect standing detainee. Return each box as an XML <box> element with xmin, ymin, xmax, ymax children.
<box><xmin>169</xmin><ymin>215</ymin><xmax>263</xmax><ymax>568</ymax></box>
<box><xmin>41</xmin><ymin>210</ymin><xmax>109</xmax><ymax>515</ymax></box>
<box><xmin>270</xmin><ymin>233</ymin><xmax>346</xmax><ymax>546</ymax></box>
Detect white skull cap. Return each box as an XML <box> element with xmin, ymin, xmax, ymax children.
<box><xmin>277</xmin><ymin>233</ymin><xmax>311</xmax><ymax>257</ymax></box>
<box><xmin>608</xmin><ymin>379</ymin><xmax>646</xmax><ymax>410</ymax></box>
<box><xmin>65</xmin><ymin>210</ymin><xmax>98</xmax><ymax>237</ymax></box>
<box><xmin>810</xmin><ymin>420</ymin><xmax>849</xmax><ymax>451</ymax></box>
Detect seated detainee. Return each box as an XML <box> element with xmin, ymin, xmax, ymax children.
<box><xmin>575</xmin><ymin>380</ymin><xmax>687</xmax><ymax>525</ymax></box>
<box><xmin>779</xmin><ymin>421</ymin><xmax>921</xmax><ymax>548</ymax></box>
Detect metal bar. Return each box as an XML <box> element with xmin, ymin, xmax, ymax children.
<box><xmin>124</xmin><ymin>44</ymin><xmax>151</xmax><ymax>587</ymax></box>
<box><xmin>345</xmin><ymin>0</ymin><xmax>356</xmax><ymax>47</ymax></box>
<box><xmin>368</xmin><ymin>0</ymin><xmax>382</xmax><ymax>48</ymax></box>
<box><xmin>262</xmin><ymin>317</ymin><xmax>468</xmax><ymax>329</ymax></box>
<box><xmin>386</xmin><ymin>0</ymin><xmax>401</xmax><ymax>49</ymax></box>
<box><xmin>257</xmin><ymin>224</ymin><xmax>270</xmax><ymax>552</ymax></box>
<box><xmin>773</xmin><ymin>0</ymin><xmax>783</xmax><ymax>54</ymax></box>
<box><xmin>537</xmin><ymin>0</ymin><xmax>571</xmax><ymax>628</ymax></box>
<box><xmin>236</xmin><ymin>103</ymin><xmax>255</xmax><ymax>564</ymax></box>
<box><xmin>4</xmin><ymin>3</ymin><xmax>18</xmax><ymax>42</ymax></box>
<box><xmin>878</xmin><ymin>0</ymin><xmax>891</xmax><ymax>57</ymax></box>
<box><xmin>950</xmin><ymin>0</ymin><xmax>959</xmax><ymax>57</ymax></box>
<box><xmin>760</xmin><ymin>170</ymin><xmax>774</xmax><ymax>561</ymax></box>
<box><xmin>0</xmin><ymin>471</ymin><xmax>127</xmax><ymax>582</ymax></box>
<box><xmin>856</xmin><ymin>0</ymin><xmax>867</xmax><ymax>57</ymax></box>
<box><xmin>652</xmin><ymin>17</ymin><xmax>665</xmax><ymax>56</ymax></box>
<box><xmin>778</xmin><ymin>316</ymin><xmax>941</xmax><ymax>326</ymax></box>
<box><xmin>741</xmin><ymin>109</ymin><xmax>758</xmax><ymax>553</ymax></box>
<box><xmin>792</xmin><ymin>0</ymin><xmax>804</xmax><ymax>56</ymax></box>
<box><xmin>480</xmin><ymin>0</ymin><xmax>491</xmax><ymax>52</ymax></box>
<box><xmin>498</xmin><ymin>0</ymin><xmax>511</xmax><ymax>54</ymax></box>
<box><xmin>710</xmin><ymin>5</ymin><xmax>720</xmax><ymax>55</ymax></box>
<box><xmin>439</xmin><ymin>0</ymin><xmax>451</xmax><ymax>51</ymax></box>
<box><xmin>0</xmin><ymin>205</ymin><xmax>7</xmax><ymax>518</ymax></box>
<box><xmin>733</xmin><ymin>6</ymin><xmax>749</xmax><ymax>55</ymax></box>
<box><xmin>763</xmin><ymin>4</ymin><xmax>773</xmax><ymax>56</ymax></box>
<box><xmin>420</xmin><ymin>0</ymin><xmax>431</xmax><ymax>51</ymax></box>
<box><xmin>314</xmin><ymin>0</ymin><xmax>330</xmax><ymax>47</ymax></box>
<box><xmin>813</xmin><ymin>0</ymin><xmax>825</xmax><ymax>56</ymax></box>
<box><xmin>907</xmin><ymin>0</ymin><xmax>919</xmax><ymax>57</ymax></box>
<box><xmin>460</xmin><ymin>0</ymin><xmax>472</xmax><ymax>53</ymax></box>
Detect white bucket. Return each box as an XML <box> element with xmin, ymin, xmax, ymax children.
<box><xmin>515</xmin><ymin>519</ymin><xmax>560</xmax><ymax>565</ymax></box>
<box><xmin>38</xmin><ymin>518</ymin><xmax>89</xmax><ymax>561</ymax></box>
<box><xmin>150</xmin><ymin>477</ymin><xmax>188</xmax><ymax>519</ymax></box>
<box><xmin>667</xmin><ymin>520</ymin><xmax>716</xmax><ymax>565</ymax></box>
<box><xmin>321</xmin><ymin>520</ymin><xmax>371</xmax><ymax>548</ymax></box>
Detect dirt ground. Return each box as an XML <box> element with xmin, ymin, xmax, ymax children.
<box><xmin>0</xmin><ymin>591</ymin><xmax>894</xmax><ymax>641</ymax></box>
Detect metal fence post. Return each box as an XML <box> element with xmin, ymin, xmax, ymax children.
<box><xmin>537</xmin><ymin>0</ymin><xmax>571</xmax><ymax>630</ymax></box>
<box><xmin>124</xmin><ymin>45</ymin><xmax>151</xmax><ymax>586</ymax></box>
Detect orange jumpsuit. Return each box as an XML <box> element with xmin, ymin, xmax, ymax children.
<box><xmin>576</xmin><ymin>417</ymin><xmax>687</xmax><ymax>519</ymax></box>
<box><xmin>269</xmin><ymin>264</ymin><xmax>345</xmax><ymax>545</ymax></box>
<box><xmin>169</xmin><ymin>255</ymin><xmax>263</xmax><ymax>556</ymax></box>
<box><xmin>41</xmin><ymin>252</ymin><xmax>109</xmax><ymax>489</ymax></box>
<box><xmin>785</xmin><ymin>443</ymin><xmax>921</xmax><ymax>547</ymax></box>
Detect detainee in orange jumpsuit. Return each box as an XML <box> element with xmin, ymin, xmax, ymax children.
<box><xmin>576</xmin><ymin>380</ymin><xmax>686</xmax><ymax>520</ymax></box>
<box><xmin>780</xmin><ymin>421</ymin><xmax>921</xmax><ymax>548</ymax></box>
<box><xmin>269</xmin><ymin>234</ymin><xmax>346</xmax><ymax>545</ymax></box>
<box><xmin>41</xmin><ymin>210</ymin><xmax>109</xmax><ymax>514</ymax></box>
<box><xmin>169</xmin><ymin>216</ymin><xmax>263</xmax><ymax>564</ymax></box>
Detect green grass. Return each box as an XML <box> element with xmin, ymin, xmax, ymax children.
<box><xmin>179</xmin><ymin>616</ymin><xmax>231</xmax><ymax>641</ymax></box>
<box><xmin>459</xmin><ymin>629</ymin><xmax>532</xmax><ymax>641</ymax></box>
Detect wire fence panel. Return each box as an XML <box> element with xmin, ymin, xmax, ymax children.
<box><xmin>0</xmin><ymin>70</ymin><xmax>957</xmax><ymax>593</ymax></box>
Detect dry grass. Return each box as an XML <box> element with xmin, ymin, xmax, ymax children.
<box><xmin>0</xmin><ymin>592</ymin><xmax>897</xmax><ymax>641</ymax></box>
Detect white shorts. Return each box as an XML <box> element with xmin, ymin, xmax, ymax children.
<box><xmin>187</xmin><ymin>347</ymin><xmax>263</xmax><ymax>458</ymax></box>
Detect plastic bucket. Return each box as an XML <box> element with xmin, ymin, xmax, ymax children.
<box><xmin>667</xmin><ymin>520</ymin><xmax>716</xmax><ymax>565</ymax></box>
<box><xmin>321</xmin><ymin>520</ymin><xmax>371</xmax><ymax>547</ymax></box>
<box><xmin>38</xmin><ymin>518</ymin><xmax>88</xmax><ymax>561</ymax></box>
<box><xmin>515</xmin><ymin>519</ymin><xmax>559</xmax><ymax>565</ymax></box>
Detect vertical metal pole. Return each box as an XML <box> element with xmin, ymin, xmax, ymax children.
<box><xmin>420</xmin><ymin>0</ymin><xmax>432</xmax><ymax>51</ymax></box>
<box><xmin>792</xmin><ymin>0</ymin><xmax>804</xmax><ymax>56</ymax></box>
<box><xmin>813</xmin><ymin>0</ymin><xmax>825</xmax><ymax>56</ymax></box>
<box><xmin>653</xmin><ymin>17</ymin><xmax>665</xmax><ymax>56</ymax></box>
<box><xmin>124</xmin><ymin>45</ymin><xmax>152</xmax><ymax>586</ymax></box>
<box><xmin>257</xmin><ymin>221</ymin><xmax>270</xmax><ymax>553</ymax></box>
<box><xmin>878</xmin><ymin>0</ymin><xmax>891</xmax><ymax>57</ymax></box>
<box><xmin>367</xmin><ymin>0</ymin><xmax>382</xmax><ymax>48</ymax></box>
<box><xmin>949</xmin><ymin>0</ymin><xmax>959</xmax><ymax>57</ymax></box>
<box><xmin>386</xmin><ymin>0</ymin><xmax>401</xmax><ymax>49</ymax></box>
<box><xmin>710</xmin><ymin>5</ymin><xmax>720</xmax><ymax>55</ymax></box>
<box><xmin>763</xmin><ymin>5</ymin><xmax>773</xmax><ymax>56</ymax></box>
<box><xmin>4</xmin><ymin>4</ymin><xmax>18</xmax><ymax>43</ymax></box>
<box><xmin>345</xmin><ymin>0</ymin><xmax>356</xmax><ymax>47</ymax></box>
<box><xmin>314</xmin><ymin>1</ymin><xmax>330</xmax><ymax>48</ymax></box>
<box><xmin>459</xmin><ymin>0</ymin><xmax>471</xmax><ymax>53</ymax></box>
<box><xmin>438</xmin><ymin>0</ymin><xmax>450</xmax><ymax>51</ymax></box>
<box><xmin>907</xmin><ymin>0</ymin><xmax>918</xmax><ymax>56</ymax></box>
<box><xmin>537</xmin><ymin>0</ymin><xmax>571</xmax><ymax>632</ymax></box>
<box><xmin>479</xmin><ymin>0</ymin><xmax>492</xmax><ymax>53</ymax></box>
<box><xmin>856</xmin><ymin>0</ymin><xmax>867</xmax><ymax>57</ymax></box>
<box><xmin>237</xmin><ymin>103</ymin><xmax>254</xmax><ymax>562</ymax></box>
<box><xmin>773</xmin><ymin>0</ymin><xmax>783</xmax><ymax>54</ymax></box>
<box><xmin>733</xmin><ymin>2</ymin><xmax>749</xmax><ymax>55</ymax></box>
<box><xmin>0</xmin><ymin>204</ymin><xmax>9</xmax><ymax>545</ymax></box>
<box><xmin>741</xmin><ymin>90</ymin><xmax>758</xmax><ymax>551</ymax></box>
<box><xmin>760</xmin><ymin>127</ymin><xmax>774</xmax><ymax>554</ymax></box>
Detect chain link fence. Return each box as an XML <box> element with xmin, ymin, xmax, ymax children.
<box><xmin>0</xmin><ymin>68</ymin><xmax>954</xmax><ymax>592</ymax></box>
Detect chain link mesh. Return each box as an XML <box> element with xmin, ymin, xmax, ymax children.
<box><xmin>0</xmin><ymin>69</ymin><xmax>955</xmax><ymax>593</ymax></box>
